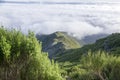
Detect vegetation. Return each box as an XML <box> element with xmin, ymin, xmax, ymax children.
<box><xmin>56</xmin><ymin>33</ymin><xmax>120</xmax><ymax>62</ymax></box>
<box><xmin>0</xmin><ymin>26</ymin><xmax>120</xmax><ymax>80</ymax></box>
<box><xmin>55</xmin><ymin>33</ymin><xmax>120</xmax><ymax>80</ymax></box>
<box><xmin>36</xmin><ymin>32</ymin><xmax>80</xmax><ymax>59</ymax></box>
<box><xmin>69</xmin><ymin>51</ymin><xmax>120</xmax><ymax>80</ymax></box>
<box><xmin>0</xmin><ymin>27</ymin><xmax>63</xmax><ymax>80</ymax></box>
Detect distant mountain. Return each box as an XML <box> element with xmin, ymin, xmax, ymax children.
<box><xmin>36</xmin><ymin>31</ymin><xmax>120</xmax><ymax>62</ymax></box>
<box><xmin>36</xmin><ymin>31</ymin><xmax>109</xmax><ymax>60</ymax></box>
<box><xmin>81</xmin><ymin>33</ymin><xmax>108</xmax><ymax>45</ymax></box>
<box><xmin>89</xmin><ymin>33</ymin><xmax>120</xmax><ymax>53</ymax></box>
<box><xmin>56</xmin><ymin>33</ymin><xmax>120</xmax><ymax>62</ymax></box>
<box><xmin>36</xmin><ymin>32</ymin><xmax>80</xmax><ymax>59</ymax></box>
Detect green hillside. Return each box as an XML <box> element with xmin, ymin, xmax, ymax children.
<box><xmin>37</xmin><ymin>32</ymin><xmax>120</xmax><ymax>63</ymax></box>
<box><xmin>36</xmin><ymin>32</ymin><xmax>80</xmax><ymax>59</ymax></box>
<box><xmin>56</xmin><ymin>33</ymin><xmax>120</xmax><ymax>62</ymax></box>
<box><xmin>55</xmin><ymin>33</ymin><xmax>120</xmax><ymax>80</ymax></box>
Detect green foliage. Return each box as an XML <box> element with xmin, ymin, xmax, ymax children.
<box><xmin>1</xmin><ymin>26</ymin><xmax>120</xmax><ymax>80</ymax></box>
<box><xmin>0</xmin><ymin>27</ymin><xmax>63</xmax><ymax>80</ymax></box>
<box><xmin>56</xmin><ymin>33</ymin><xmax>120</xmax><ymax>80</ymax></box>
<box><xmin>69</xmin><ymin>51</ymin><xmax>120</xmax><ymax>80</ymax></box>
<box><xmin>0</xmin><ymin>36</ymin><xmax>11</xmax><ymax>63</ymax></box>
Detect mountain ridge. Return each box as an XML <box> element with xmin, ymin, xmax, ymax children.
<box><xmin>56</xmin><ymin>33</ymin><xmax>120</xmax><ymax>62</ymax></box>
<box><xmin>36</xmin><ymin>31</ymin><xmax>110</xmax><ymax>59</ymax></box>
<box><xmin>36</xmin><ymin>31</ymin><xmax>80</xmax><ymax>58</ymax></box>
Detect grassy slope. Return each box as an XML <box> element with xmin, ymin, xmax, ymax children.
<box><xmin>54</xmin><ymin>32</ymin><xmax>80</xmax><ymax>49</ymax></box>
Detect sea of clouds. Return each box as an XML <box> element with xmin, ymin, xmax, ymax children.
<box><xmin>0</xmin><ymin>0</ymin><xmax>120</xmax><ymax>39</ymax></box>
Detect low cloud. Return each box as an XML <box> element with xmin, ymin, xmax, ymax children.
<box><xmin>3</xmin><ymin>0</ymin><xmax>120</xmax><ymax>2</ymax></box>
<box><xmin>0</xmin><ymin>2</ymin><xmax>120</xmax><ymax>39</ymax></box>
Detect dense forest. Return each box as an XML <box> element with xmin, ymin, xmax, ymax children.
<box><xmin>0</xmin><ymin>27</ymin><xmax>120</xmax><ymax>80</ymax></box>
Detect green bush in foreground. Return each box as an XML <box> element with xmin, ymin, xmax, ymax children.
<box><xmin>0</xmin><ymin>27</ymin><xmax>63</xmax><ymax>80</ymax></box>
<box><xmin>70</xmin><ymin>51</ymin><xmax>120</xmax><ymax>80</ymax></box>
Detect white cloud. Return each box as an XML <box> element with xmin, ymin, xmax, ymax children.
<box><xmin>3</xmin><ymin>0</ymin><xmax>120</xmax><ymax>3</ymax></box>
<box><xmin>0</xmin><ymin>2</ymin><xmax>120</xmax><ymax>39</ymax></box>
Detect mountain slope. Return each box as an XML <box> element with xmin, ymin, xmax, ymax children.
<box><xmin>36</xmin><ymin>32</ymin><xmax>80</xmax><ymax>58</ymax></box>
<box><xmin>81</xmin><ymin>33</ymin><xmax>108</xmax><ymax>45</ymax></box>
<box><xmin>56</xmin><ymin>33</ymin><xmax>120</xmax><ymax>62</ymax></box>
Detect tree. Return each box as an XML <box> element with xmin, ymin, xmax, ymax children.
<box><xmin>0</xmin><ymin>27</ymin><xmax>64</xmax><ymax>80</ymax></box>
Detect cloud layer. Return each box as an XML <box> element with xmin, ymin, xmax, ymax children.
<box><xmin>3</xmin><ymin>0</ymin><xmax>120</xmax><ymax>2</ymax></box>
<box><xmin>0</xmin><ymin>2</ymin><xmax>120</xmax><ymax>39</ymax></box>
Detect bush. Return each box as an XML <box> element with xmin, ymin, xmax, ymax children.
<box><xmin>0</xmin><ymin>27</ymin><xmax>63</xmax><ymax>80</ymax></box>
<box><xmin>70</xmin><ymin>51</ymin><xmax>120</xmax><ymax>80</ymax></box>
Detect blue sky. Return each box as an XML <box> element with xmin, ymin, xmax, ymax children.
<box><xmin>0</xmin><ymin>0</ymin><xmax>120</xmax><ymax>38</ymax></box>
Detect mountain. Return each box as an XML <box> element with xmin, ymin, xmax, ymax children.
<box><xmin>36</xmin><ymin>32</ymin><xmax>80</xmax><ymax>58</ymax></box>
<box><xmin>81</xmin><ymin>33</ymin><xmax>108</xmax><ymax>45</ymax></box>
<box><xmin>56</xmin><ymin>33</ymin><xmax>120</xmax><ymax>62</ymax></box>
<box><xmin>89</xmin><ymin>33</ymin><xmax>120</xmax><ymax>53</ymax></box>
<box><xmin>36</xmin><ymin>32</ymin><xmax>120</xmax><ymax>62</ymax></box>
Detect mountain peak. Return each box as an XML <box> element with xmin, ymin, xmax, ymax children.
<box><xmin>36</xmin><ymin>32</ymin><xmax>80</xmax><ymax>58</ymax></box>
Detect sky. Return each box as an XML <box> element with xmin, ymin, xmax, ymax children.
<box><xmin>0</xmin><ymin>0</ymin><xmax>120</xmax><ymax>39</ymax></box>
<box><xmin>2</xmin><ymin>0</ymin><xmax>120</xmax><ymax>2</ymax></box>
